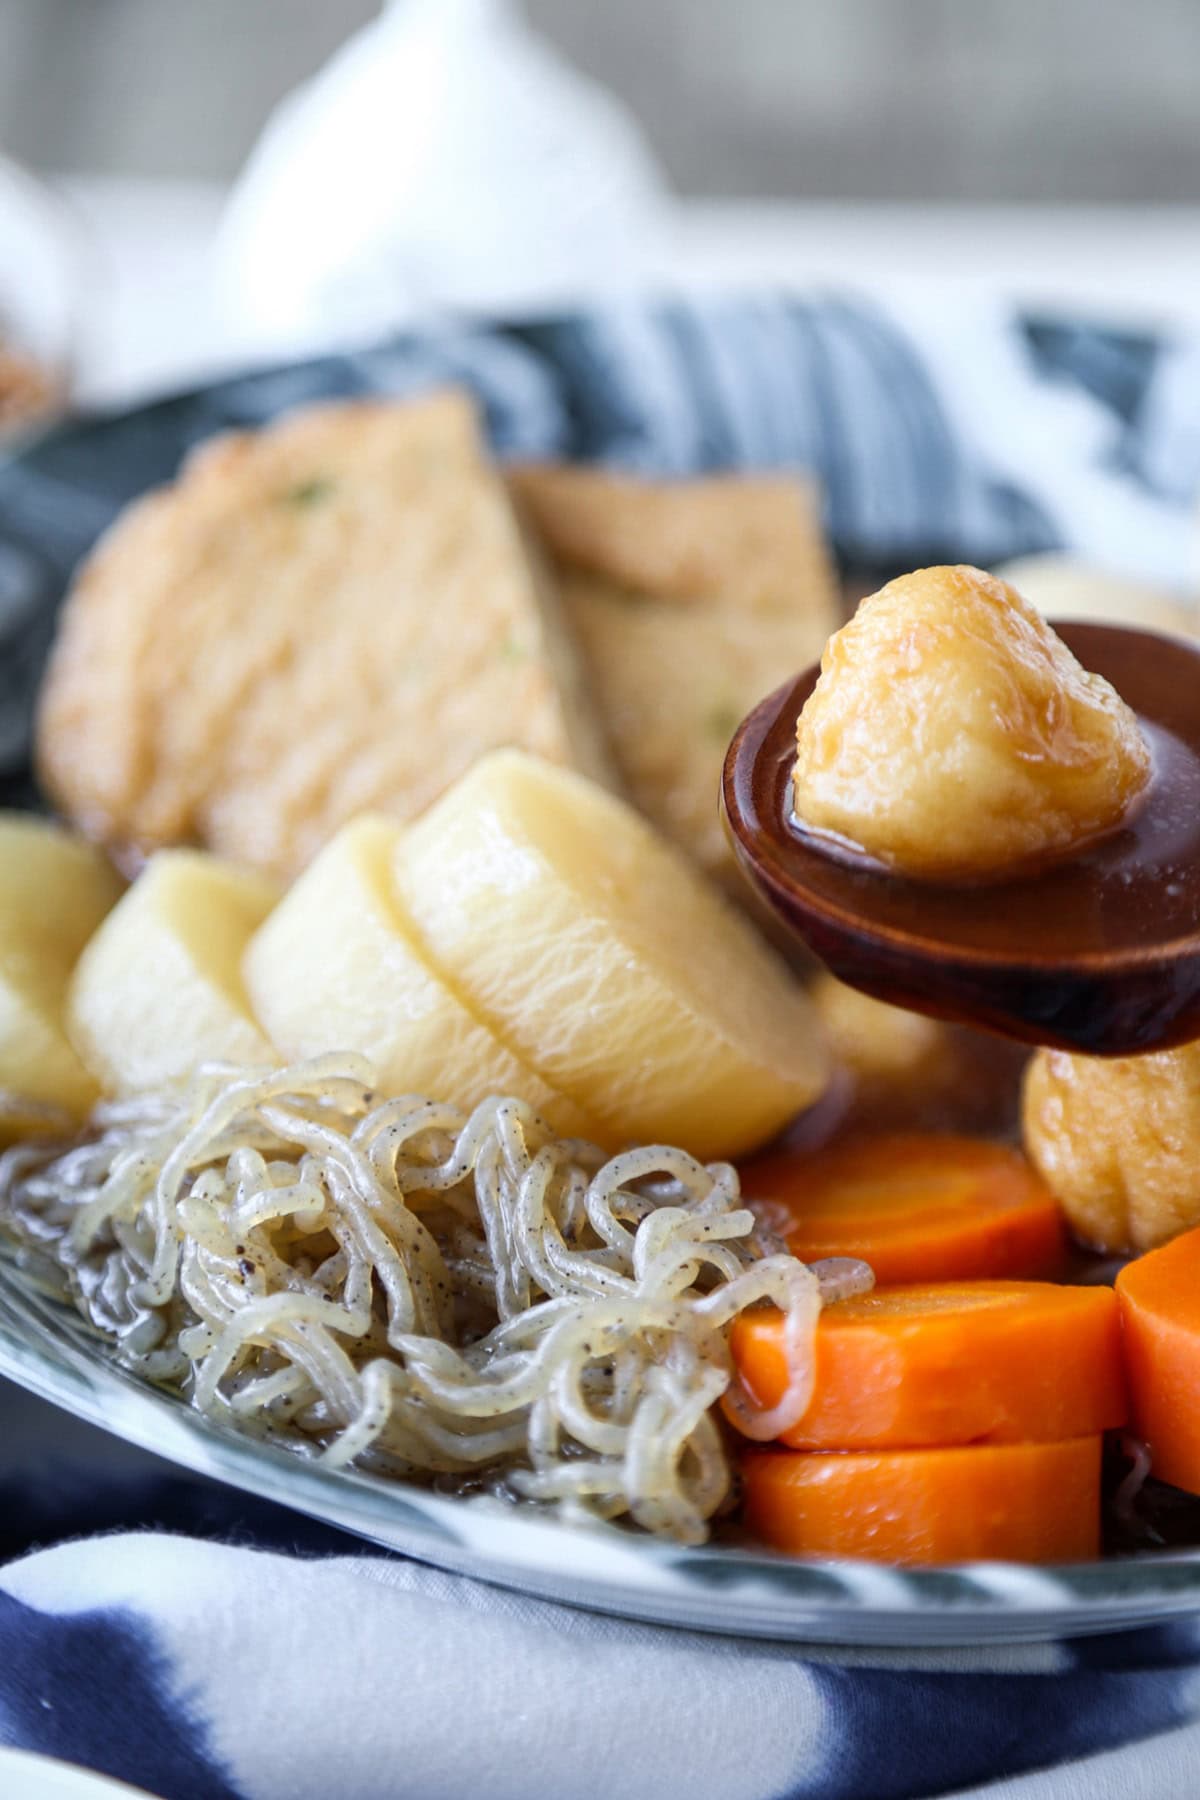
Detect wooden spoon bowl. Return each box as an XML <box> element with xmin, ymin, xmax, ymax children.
<box><xmin>722</xmin><ymin>622</ymin><xmax>1200</xmax><ymax>1056</ymax></box>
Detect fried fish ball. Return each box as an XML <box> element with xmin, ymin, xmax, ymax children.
<box><xmin>793</xmin><ymin>565</ymin><xmax>1152</xmax><ymax>882</ymax></box>
<box><xmin>1023</xmin><ymin>1044</ymin><xmax>1200</xmax><ymax>1253</ymax></box>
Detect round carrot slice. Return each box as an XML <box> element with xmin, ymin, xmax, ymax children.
<box><xmin>728</xmin><ymin>1280</ymin><xmax>1126</xmax><ymax>1449</ymax></box>
<box><xmin>1117</xmin><ymin>1225</ymin><xmax>1200</xmax><ymax>1495</ymax></box>
<box><xmin>739</xmin><ymin>1134</ymin><xmax>1067</xmax><ymax>1284</ymax></box>
<box><xmin>740</xmin><ymin>1437</ymin><xmax>1102</xmax><ymax>1564</ymax></box>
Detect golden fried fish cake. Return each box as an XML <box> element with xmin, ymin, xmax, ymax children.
<box><xmin>37</xmin><ymin>391</ymin><xmax>615</xmax><ymax>880</ymax></box>
<box><xmin>509</xmin><ymin>464</ymin><xmax>838</xmax><ymax>886</ymax></box>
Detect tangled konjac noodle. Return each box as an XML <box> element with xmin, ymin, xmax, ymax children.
<box><xmin>0</xmin><ymin>1054</ymin><xmax>869</xmax><ymax>1543</ymax></box>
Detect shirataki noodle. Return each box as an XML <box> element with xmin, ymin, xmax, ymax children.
<box><xmin>0</xmin><ymin>1054</ymin><xmax>870</xmax><ymax>1543</ymax></box>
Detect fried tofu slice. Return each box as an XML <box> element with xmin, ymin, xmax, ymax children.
<box><xmin>37</xmin><ymin>392</ymin><xmax>615</xmax><ymax>881</ymax></box>
<box><xmin>508</xmin><ymin>464</ymin><xmax>838</xmax><ymax>884</ymax></box>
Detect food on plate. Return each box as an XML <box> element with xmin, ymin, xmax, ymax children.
<box><xmin>1117</xmin><ymin>1226</ymin><xmax>1200</xmax><ymax>1495</ymax></box>
<box><xmin>0</xmin><ymin>1053</ymin><xmax>866</xmax><ymax>1543</ymax></box>
<box><xmin>509</xmin><ymin>464</ymin><xmax>838</xmax><ymax>884</ymax></box>
<box><xmin>729</xmin><ymin>1280</ymin><xmax>1125</xmax><ymax>1450</ymax></box>
<box><xmin>1023</xmin><ymin>1043</ymin><xmax>1200</xmax><ymax>1253</ymax></box>
<box><xmin>392</xmin><ymin>749</ymin><xmax>829</xmax><ymax>1158</ymax></box>
<box><xmin>244</xmin><ymin>813</ymin><xmax>597</xmax><ymax>1138</ymax></box>
<box><xmin>0</xmin><ymin>816</ymin><xmax>124</xmax><ymax>1128</ymax></box>
<box><xmin>739</xmin><ymin>1135</ymin><xmax>1066</xmax><ymax>1284</ymax></box>
<box><xmin>69</xmin><ymin>849</ymin><xmax>278</xmax><ymax>1094</ymax></box>
<box><xmin>9</xmin><ymin>486</ymin><xmax>1191</xmax><ymax>1574</ymax></box>
<box><xmin>37</xmin><ymin>391</ymin><xmax>614</xmax><ymax>880</ymax></box>
<box><xmin>997</xmin><ymin>553</ymin><xmax>1197</xmax><ymax>642</ymax></box>
<box><xmin>739</xmin><ymin>1435</ymin><xmax>1102</xmax><ymax>1564</ymax></box>
<box><xmin>510</xmin><ymin>463</ymin><xmax>836</xmax><ymax>610</ymax></box>
<box><xmin>792</xmin><ymin>565</ymin><xmax>1152</xmax><ymax>881</ymax></box>
<box><xmin>809</xmin><ymin>972</ymin><xmax>1027</xmax><ymax>1134</ymax></box>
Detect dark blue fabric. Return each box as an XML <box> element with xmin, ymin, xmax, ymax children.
<box><xmin>788</xmin><ymin>1656</ymin><xmax>1194</xmax><ymax>1799</ymax></box>
<box><xmin>0</xmin><ymin>1466</ymin><xmax>364</xmax><ymax>1564</ymax></box>
<box><xmin>0</xmin><ymin>1590</ymin><xmax>242</xmax><ymax>1800</ymax></box>
<box><xmin>1021</xmin><ymin>318</ymin><xmax>1161</xmax><ymax>427</ymax></box>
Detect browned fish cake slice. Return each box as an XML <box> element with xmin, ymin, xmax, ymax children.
<box><xmin>508</xmin><ymin>463</ymin><xmax>838</xmax><ymax>884</ymax></box>
<box><xmin>37</xmin><ymin>391</ymin><xmax>614</xmax><ymax>879</ymax></box>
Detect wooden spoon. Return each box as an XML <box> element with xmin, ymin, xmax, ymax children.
<box><xmin>722</xmin><ymin>622</ymin><xmax>1200</xmax><ymax>1055</ymax></box>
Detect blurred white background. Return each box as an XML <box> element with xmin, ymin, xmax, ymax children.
<box><xmin>2</xmin><ymin>0</ymin><xmax>1200</xmax><ymax>201</ymax></box>
<box><xmin>2</xmin><ymin>0</ymin><xmax>1200</xmax><ymax>407</ymax></box>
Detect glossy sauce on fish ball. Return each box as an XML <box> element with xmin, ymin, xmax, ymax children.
<box><xmin>793</xmin><ymin>565</ymin><xmax>1152</xmax><ymax>883</ymax></box>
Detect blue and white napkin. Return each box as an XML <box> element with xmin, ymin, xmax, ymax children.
<box><xmin>5</xmin><ymin>1458</ymin><xmax>1200</xmax><ymax>1800</ymax></box>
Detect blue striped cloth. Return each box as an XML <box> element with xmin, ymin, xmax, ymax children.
<box><xmin>2</xmin><ymin>295</ymin><xmax>1200</xmax><ymax>1799</ymax></box>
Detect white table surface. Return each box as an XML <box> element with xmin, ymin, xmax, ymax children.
<box><xmin>52</xmin><ymin>175</ymin><xmax>1200</xmax><ymax>410</ymax></box>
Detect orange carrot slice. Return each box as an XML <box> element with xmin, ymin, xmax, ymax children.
<box><xmin>728</xmin><ymin>1280</ymin><xmax>1126</xmax><ymax>1450</ymax></box>
<box><xmin>1117</xmin><ymin>1225</ymin><xmax>1200</xmax><ymax>1495</ymax></box>
<box><xmin>739</xmin><ymin>1134</ymin><xmax>1066</xmax><ymax>1284</ymax></box>
<box><xmin>740</xmin><ymin>1436</ymin><xmax>1102</xmax><ymax>1564</ymax></box>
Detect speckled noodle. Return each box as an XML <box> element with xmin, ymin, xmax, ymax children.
<box><xmin>0</xmin><ymin>1053</ymin><xmax>857</xmax><ymax>1546</ymax></box>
